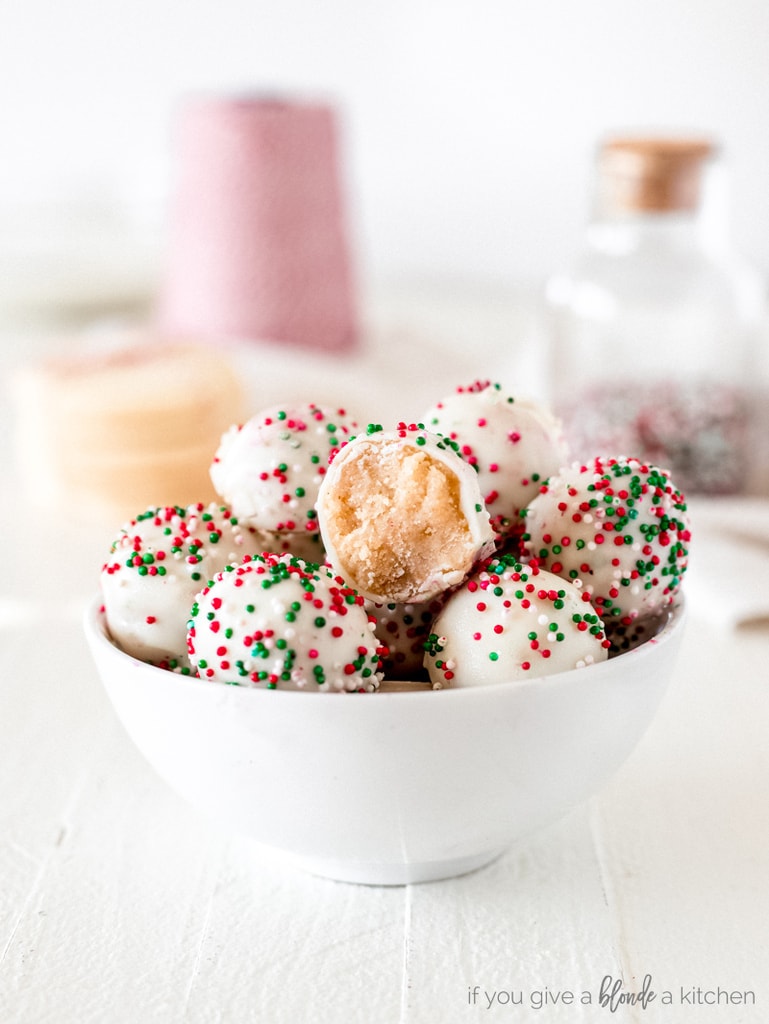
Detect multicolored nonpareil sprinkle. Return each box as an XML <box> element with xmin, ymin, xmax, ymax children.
<box><xmin>423</xmin><ymin>553</ymin><xmax>610</xmax><ymax>688</ymax></box>
<box><xmin>187</xmin><ymin>552</ymin><xmax>388</xmax><ymax>691</ymax></box>
<box><xmin>521</xmin><ymin>456</ymin><xmax>691</xmax><ymax>624</ymax></box>
<box><xmin>557</xmin><ymin>378</ymin><xmax>750</xmax><ymax>496</ymax></box>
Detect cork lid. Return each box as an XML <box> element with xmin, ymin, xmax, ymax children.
<box><xmin>598</xmin><ymin>136</ymin><xmax>716</xmax><ymax>213</ymax></box>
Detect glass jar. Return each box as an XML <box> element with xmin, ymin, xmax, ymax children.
<box><xmin>545</xmin><ymin>135</ymin><xmax>765</xmax><ymax>495</ymax></box>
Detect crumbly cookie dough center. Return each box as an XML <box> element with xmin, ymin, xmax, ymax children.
<box><xmin>325</xmin><ymin>442</ymin><xmax>474</xmax><ymax>598</ymax></box>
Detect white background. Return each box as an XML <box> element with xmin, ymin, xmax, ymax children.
<box><xmin>2</xmin><ymin>0</ymin><xmax>769</xmax><ymax>291</ymax></box>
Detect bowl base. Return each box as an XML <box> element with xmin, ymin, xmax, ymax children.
<box><xmin>281</xmin><ymin>846</ymin><xmax>508</xmax><ymax>886</ymax></box>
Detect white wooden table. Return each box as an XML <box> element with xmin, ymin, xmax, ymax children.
<box><xmin>2</xmin><ymin>293</ymin><xmax>768</xmax><ymax>1023</ymax></box>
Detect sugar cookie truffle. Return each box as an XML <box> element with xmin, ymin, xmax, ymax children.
<box><xmin>521</xmin><ymin>456</ymin><xmax>691</xmax><ymax>624</ymax></box>
<box><xmin>101</xmin><ymin>503</ymin><xmax>262</xmax><ymax>670</ymax></box>
<box><xmin>422</xmin><ymin>381</ymin><xmax>569</xmax><ymax>537</ymax></box>
<box><xmin>317</xmin><ymin>423</ymin><xmax>495</xmax><ymax>603</ymax></box>
<box><xmin>423</xmin><ymin>555</ymin><xmax>610</xmax><ymax>688</ymax></box>
<box><xmin>187</xmin><ymin>553</ymin><xmax>387</xmax><ymax>691</ymax></box>
<box><xmin>250</xmin><ymin>527</ymin><xmax>325</xmax><ymax>566</ymax></box>
<box><xmin>210</xmin><ymin>403</ymin><xmax>357</xmax><ymax>541</ymax></box>
<box><xmin>368</xmin><ymin>596</ymin><xmax>447</xmax><ymax>679</ymax></box>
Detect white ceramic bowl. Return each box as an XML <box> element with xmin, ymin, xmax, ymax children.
<box><xmin>84</xmin><ymin>596</ymin><xmax>686</xmax><ymax>886</ymax></box>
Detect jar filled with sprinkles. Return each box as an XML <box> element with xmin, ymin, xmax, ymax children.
<box><xmin>546</xmin><ymin>134</ymin><xmax>765</xmax><ymax>495</ymax></box>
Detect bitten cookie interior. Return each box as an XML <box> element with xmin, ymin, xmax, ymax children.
<box><xmin>318</xmin><ymin>427</ymin><xmax>493</xmax><ymax>603</ymax></box>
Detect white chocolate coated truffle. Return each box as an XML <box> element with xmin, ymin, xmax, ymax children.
<box><xmin>367</xmin><ymin>595</ymin><xmax>447</xmax><ymax>679</ymax></box>
<box><xmin>100</xmin><ymin>503</ymin><xmax>262</xmax><ymax>669</ymax></box>
<box><xmin>423</xmin><ymin>555</ymin><xmax>610</xmax><ymax>688</ymax></box>
<box><xmin>521</xmin><ymin>456</ymin><xmax>691</xmax><ymax>624</ymax></box>
<box><xmin>249</xmin><ymin>526</ymin><xmax>325</xmax><ymax>566</ymax></box>
<box><xmin>422</xmin><ymin>382</ymin><xmax>568</xmax><ymax>537</ymax></box>
<box><xmin>187</xmin><ymin>553</ymin><xmax>386</xmax><ymax>691</ymax></box>
<box><xmin>210</xmin><ymin>403</ymin><xmax>357</xmax><ymax>535</ymax></box>
<box><xmin>317</xmin><ymin>423</ymin><xmax>495</xmax><ymax>604</ymax></box>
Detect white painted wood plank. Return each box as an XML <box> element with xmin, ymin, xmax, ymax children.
<box><xmin>1</xmin><ymin>736</ymin><xmax>408</xmax><ymax>1024</ymax></box>
<box><xmin>0</xmin><ymin>621</ymin><xmax>222</xmax><ymax>1023</ymax></box>
<box><xmin>0</xmin><ymin>616</ymin><xmax>109</xmax><ymax>953</ymax></box>
<box><xmin>401</xmin><ymin>809</ymin><xmax>624</xmax><ymax>1024</ymax></box>
<box><xmin>182</xmin><ymin>840</ymin><xmax>406</xmax><ymax>1024</ymax></box>
<box><xmin>589</xmin><ymin>617</ymin><xmax>769</xmax><ymax>1024</ymax></box>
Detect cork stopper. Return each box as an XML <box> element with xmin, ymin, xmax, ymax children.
<box><xmin>598</xmin><ymin>136</ymin><xmax>716</xmax><ymax>213</ymax></box>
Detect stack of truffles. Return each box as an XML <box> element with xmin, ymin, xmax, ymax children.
<box><xmin>99</xmin><ymin>380</ymin><xmax>692</xmax><ymax>692</ymax></box>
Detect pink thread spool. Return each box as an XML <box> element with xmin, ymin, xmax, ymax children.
<box><xmin>157</xmin><ymin>95</ymin><xmax>358</xmax><ymax>352</ymax></box>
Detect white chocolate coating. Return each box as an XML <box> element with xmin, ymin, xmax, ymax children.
<box><xmin>423</xmin><ymin>555</ymin><xmax>610</xmax><ymax>688</ymax></box>
<box><xmin>187</xmin><ymin>554</ymin><xmax>386</xmax><ymax>691</ymax></box>
<box><xmin>521</xmin><ymin>456</ymin><xmax>691</xmax><ymax>624</ymax></box>
<box><xmin>317</xmin><ymin>424</ymin><xmax>495</xmax><ymax>604</ymax></box>
<box><xmin>422</xmin><ymin>382</ymin><xmax>569</xmax><ymax>537</ymax></box>
<box><xmin>210</xmin><ymin>403</ymin><xmax>357</xmax><ymax>535</ymax></box>
<box><xmin>100</xmin><ymin>503</ymin><xmax>262</xmax><ymax>669</ymax></box>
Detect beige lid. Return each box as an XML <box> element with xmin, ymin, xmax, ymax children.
<box><xmin>598</xmin><ymin>136</ymin><xmax>716</xmax><ymax>212</ymax></box>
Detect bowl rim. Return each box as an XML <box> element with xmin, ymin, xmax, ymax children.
<box><xmin>84</xmin><ymin>592</ymin><xmax>686</xmax><ymax>704</ymax></box>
